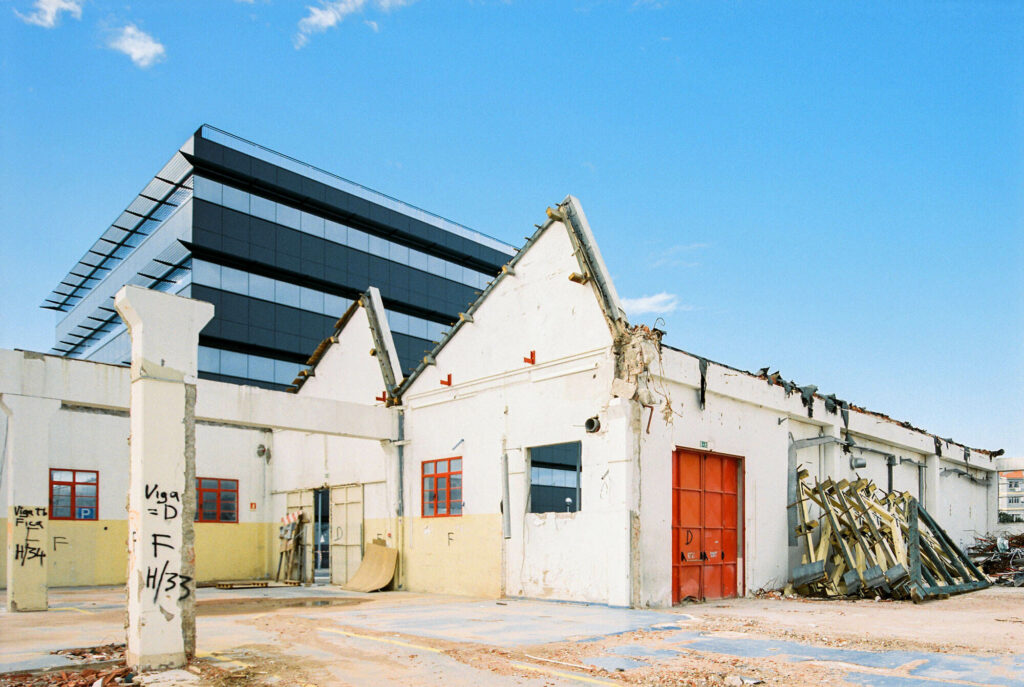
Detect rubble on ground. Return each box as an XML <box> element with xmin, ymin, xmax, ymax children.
<box><xmin>52</xmin><ymin>645</ymin><xmax>125</xmax><ymax>664</ymax></box>
<box><xmin>0</xmin><ymin>664</ymin><xmax>133</xmax><ymax>687</ymax></box>
<box><xmin>968</xmin><ymin>533</ymin><xmax>1024</xmax><ymax>586</ymax></box>
<box><xmin>789</xmin><ymin>472</ymin><xmax>989</xmax><ymax>602</ymax></box>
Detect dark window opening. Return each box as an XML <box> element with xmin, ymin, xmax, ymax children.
<box><xmin>529</xmin><ymin>442</ymin><xmax>581</xmax><ymax>513</ymax></box>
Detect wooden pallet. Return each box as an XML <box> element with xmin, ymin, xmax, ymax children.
<box><xmin>214</xmin><ymin>580</ymin><xmax>270</xmax><ymax>589</ymax></box>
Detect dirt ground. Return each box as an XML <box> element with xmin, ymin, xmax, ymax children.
<box><xmin>2</xmin><ymin>586</ymin><xmax>1022</xmax><ymax>687</ymax></box>
<box><xmin>687</xmin><ymin>586</ymin><xmax>1024</xmax><ymax>654</ymax></box>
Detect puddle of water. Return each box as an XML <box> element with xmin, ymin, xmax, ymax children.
<box><xmin>197</xmin><ymin>597</ymin><xmax>366</xmax><ymax>616</ymax></box>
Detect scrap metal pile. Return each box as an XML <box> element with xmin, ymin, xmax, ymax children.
<box><xmin>968</xmin><ymin>533</ymin><xmax>1024</xmax><ymax>587</ymax></box>
<box><xmin>790</xmin><ymin>470</ymin><xmax>989</xmax><ymax>602</ymax></box>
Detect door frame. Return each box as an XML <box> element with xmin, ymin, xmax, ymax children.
<box><xmin>671</xmin><ymin>446</ymin><xmax>746</xmax><ymax>604</ymax></box>
<box><xmin>329</xmin><ymin>483</ymin><xmax>365</xmax><ymax>586</ymax></box>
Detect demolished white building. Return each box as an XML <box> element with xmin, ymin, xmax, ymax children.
<box><xmin>2</xmin><ymin>196</ymin><xmax>1000</xmax><ymax>609</ymax></box>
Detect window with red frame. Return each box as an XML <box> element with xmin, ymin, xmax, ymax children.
<box><xmin>196</xmin><ymin>478</ymin><xmax>238</xmax><ymax>523</ymax></box>
<box><xmin>422</xmin><ymin>457</ymin><xmax>462</xmax><ymax>517</ymax></box>
<box><xmin>50</xmin><ymin>469</ymin><xmax>98</xmax><ymax>520</ymax></box>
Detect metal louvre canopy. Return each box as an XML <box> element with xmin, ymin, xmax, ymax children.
<box><xmin>41</xmin><ymin>149</ymin><xmax>194</xmax><ymax>313</ymax></box>
<box><xmin>51</xmin><ymin>243</ymin><xmax>193</xmax><ymax>358</ymax></box>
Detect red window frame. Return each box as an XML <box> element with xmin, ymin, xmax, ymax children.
<box><xmin>421</xmin><ymin>457</ymin><xmax>462</xmax><ymax>517</ymax></box>
<box><xmin>49</xmin><ymin>469</ymin><xmax>99</xmax><ymax>521</ymax></box>
<box><xmin>196</xmin><ymin>477</ymin><xmax>239</xmax><ymax>523</ymax></box>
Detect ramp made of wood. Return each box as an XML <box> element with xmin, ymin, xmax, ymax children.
<box><xmin>342</xmin><ymin>543</ymin><xmax>397</xmax><ymax>593</ymax></box>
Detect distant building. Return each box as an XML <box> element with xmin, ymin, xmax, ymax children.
<box><xmin>42</xmin><ymin>125</ymin><xmax>515</xmax><ymax>389</ymax></box>
<box><xmin>999</xmin><ymin>470</ymin><xmax>1024</xmax><ymax>522</ymax></box>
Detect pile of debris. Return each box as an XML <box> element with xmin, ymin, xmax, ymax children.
<box><xmin>968</xmin><ymin>533</ymin><xmax>1024</xmax><ymax>586</ymax></box>
<box><xmin>52</xmin><ymin>645</ymin><xmax>125</xmax><ymax>664</ymax></box>
<box><xmin>0</xmin><ymin>665</ymin><xmax>134</xmax><ymax>687</ymax></box>
<box><xmin>789</xmin><ymin>471</ymin><xmax>989</xmax><ymax>602</ymax></box>
<box><xmin>0</xmin><ymin>645</ymin><xmax>131</xmax><ymax>687</ymax></box>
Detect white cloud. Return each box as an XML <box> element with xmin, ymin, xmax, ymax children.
<box><xmin>296</xmin><ymin>0</ymin><xmax>366</xmax><ymax>47</ymax></box>
<box><xmin>364</xmin><ymin>19</ymin><xmax>379</xmax><ymax>32</ymax></box>
<box><xmin>621</xmin><ymin>292</ymin><xmax>690</xmax><ymax>316</ymax></box>
<box><xmin>108</xmin><ymin>24</ymin><xmax>166</xmax><ymax>68</ymax></box>
<box><xmin>15</xmin><ymin>0</ymin><xmax>82</xmax><ymax>28</ymax></box>
<box><xmin>295</xmin><ymin>0</ymin><xmax>413</xmax><ymax>47</ymax></box>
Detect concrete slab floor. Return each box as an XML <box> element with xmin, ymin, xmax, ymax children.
<box><xmin>1</xmin><ymin>586</ymin><xmax>1021</xmax><ymax>686</ymax></box>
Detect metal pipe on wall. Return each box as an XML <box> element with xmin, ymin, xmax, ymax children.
<box><xmin>396</xmin><ymin>410</ymin><xmax>404</xmax><ymax>517</ymax></box>
<box><xmin>501</xmin><ymin>452</ymin><xmax>512</xmax><ymax>539</ymax></box>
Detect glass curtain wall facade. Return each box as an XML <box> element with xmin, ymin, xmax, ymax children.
<box><xmin>44</xmin><ymin>125</ymin><xmax>516</xmax><ymax>389</ymax></box>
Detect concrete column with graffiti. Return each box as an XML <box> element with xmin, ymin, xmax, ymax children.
<box><xmin>114</xmin><ymin>285</ymin><xmax>214</xmax><ymax>671</ymax></box>
<box><xmin>2</xmin><ymin>394</ymin><xmax>61</xmax><ymax>611</ymax></box>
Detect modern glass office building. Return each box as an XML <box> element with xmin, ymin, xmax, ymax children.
<box><xmin>43</xmin><ymin>125</ymin><xmax>516</xmax><ymax>389</ymax></box>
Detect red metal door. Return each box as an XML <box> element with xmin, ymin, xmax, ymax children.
<box><xmin>672</xmin><ymin>449</ymin><xmax>741</xmax><ymax>603</ymax></box>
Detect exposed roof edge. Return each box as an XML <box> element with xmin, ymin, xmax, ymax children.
<box><xmin>660</xmin><ymin>342</ymin><xmax>1000</xmax><ymax>459</ymax></box>
<box><xmin>290</xmin><ymin>286</ymin><xmax>403</xmax><ymax>398</ymax></box>
<box><xmin>394</xmin><ymin>196</ymin><xmax>626</xmax><ymax>401</ymax></box>
<box><xmin>363</xmin><ymin>286</ymin><xmax>403</xmax><ymax>395</ymax></box>
<box><xmin>555</xmin><ymin>196</ymin><xmax>629</xmax><ymax>325</ymax></box>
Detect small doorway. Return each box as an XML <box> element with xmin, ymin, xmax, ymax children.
<box><xmin>314</xmin><ymin>488</ymin><xmax>330</xmax><ymax>584</ymax></box>
<box><xmin>672</xmin><ymin>448</ymin><xmax>743</xmax><ymax>603</ymax></box>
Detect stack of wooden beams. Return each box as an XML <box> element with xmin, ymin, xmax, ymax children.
<box><xmin>275</xmin><ymin>512</ymin><xmax>306</xmax><ymax>585</ymax></box>
<box><xmin>789</xmin><ymin>470</ymin><xmax>989</xmax><ymax>602</ymax></box>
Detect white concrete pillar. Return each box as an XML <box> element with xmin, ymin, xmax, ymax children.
<box><xmin>605</xmin><ymin>397</ymin><xmax>639</xmax><ymax>609</ymax></box>
<box><xmin>2</xmin><ymin>394</ymin><xmax>61</xmax><ymax>611</ymax></box>
<box><xmin>115</xmin><ymin>285</ymin><xmax>213</xmax><ymax>672</ymax></box>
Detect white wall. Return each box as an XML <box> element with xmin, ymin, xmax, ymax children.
<box><xmin>0</xmin><ymin>347</ymin><xmax>394</xmax><ymax>588</ymax></box>
<box><xmin>635</xmin><ymin>348</ymin><xmax>996</xmax><ymax>605</ymax></box>
<box><xmin>1</xmin><ymin>405</ymin><xmax>273</xmax><ymax>522</ymax></box>
<box><xmin>401</xmin><ymin>219</ymin><xmax>634</xmax><ymax>604</ymax></box>
<box><xmin>271</xmin><ymin>431</ymin><xmax>392</xmax><ymax>515</ymax></box>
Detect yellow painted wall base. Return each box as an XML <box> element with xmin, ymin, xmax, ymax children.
<box><xmin>398</xmin><ymin>514</ymin><xmax>502</xmax><ymax>598</ymax></box>
<box><xmin>1</xmin><ymin>518</ymin><xmax>277</xmax><ymax>589</ymax></box>
<box><xmin>49</xmin><ymin>519</ymin><xmax>128</xmax><ymax>587</ymax></box>
<box><xmin>194</xmin><ymin>522</ymin><xmax>276</xmax><ymax>582</ymax></box>
<box><xmin>3</xmin><ymin>513</ymin><xmax>501</xmax><ymax>596</ymax></box>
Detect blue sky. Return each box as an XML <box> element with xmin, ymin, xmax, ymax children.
<box><xmin>1</xmin><ymin>1</ymin><xmax>1021</xmax><ymax>454</ymax></box>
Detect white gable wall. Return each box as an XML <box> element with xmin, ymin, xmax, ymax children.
<box><xmin>297</xmin><ymin>306</ymin><xmax>389</xmax><ymax>406</ymax></box>
<box><xmin>407</xmin><ymin>220</ymin><xmax>615</xmax><ymax>386</ymax></box>
<box><xmin>400</xmin><ymin>220</ymin><xmax>631</xmax><ymax>602</ymax></box>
